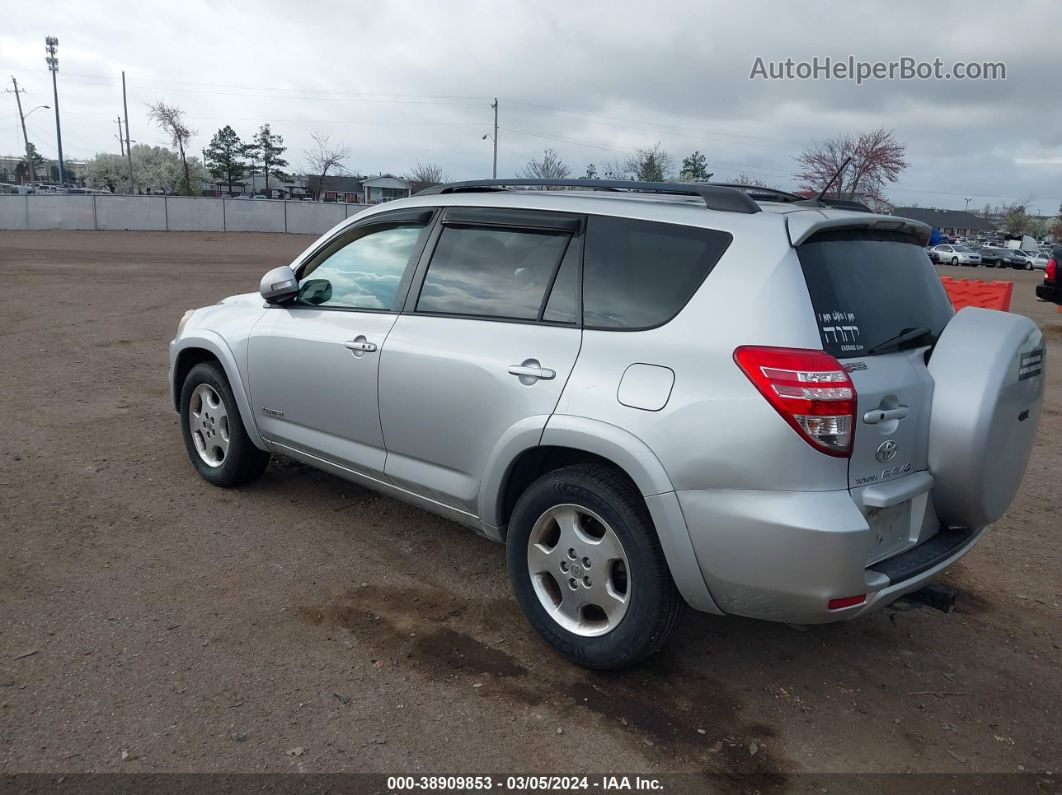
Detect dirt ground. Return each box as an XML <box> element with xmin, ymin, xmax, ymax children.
<box><xmin>0</xmin><ymin>231</ymin><xmax>1059</xmax><ymax>785</ymax></box>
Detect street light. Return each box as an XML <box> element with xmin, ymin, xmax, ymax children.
<box><xmin>14</xmin><ymin>105</ymin><xmax>50</xmax><ymax>181</ymax></box>
<box><xmin>482</xmin><ymin>132</ymin><xmax>496</xmax><ymax>179</ymax></box>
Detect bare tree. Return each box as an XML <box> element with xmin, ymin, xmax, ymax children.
<box><xmin>623</xmin><ymin>143</ymin><xmax>674</xmax><ymax>182</ymax></box>
<box><xmin>304</xmin><ymin>133</ymin><xmax>351</xmax><ymax>200</ymax></box>
<box><xmin>404</xmin><ymin>160</ymin><xmax>449</xmax><ymax>193</ymax></box>
<box><xmin>795</xmin><ymin>128</ymin><xmax>907</xmax><ymax>206</ymax></box>
<box><xmin>728</xmin><ymin>173</ymin><xmax>778</xmax><ymax>189</ymax></box>
<box><xmin>147</xmin><ymin>101</ymin><xmax>196</xmax><ymax>195</ymax></box>
<box><xmin>520</xmin><ymin>148</ymin><xmax>571</xmax><ymax>182</ymax></box>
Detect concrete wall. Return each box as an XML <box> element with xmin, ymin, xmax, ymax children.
<box><xmin>0</xmin><ymin>195</ymin><xmax>371</xmax><ymax>234</ymax></box>
<box><xmin>96</xmin><ymin>195</ymin><xmax>167</xmax><ymax>231</ymax></box>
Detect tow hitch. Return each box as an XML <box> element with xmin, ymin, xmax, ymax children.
<box><xmin>899</xmin><ymin>583</ymin><xmax>959</xmax><ymax>613</ymax></box>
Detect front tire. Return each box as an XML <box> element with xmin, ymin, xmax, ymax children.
<box><xmin>506</xmin><ymin>464</ymin><xmax>683</xmax><ymax>669</ymax></box>
<box><xmin>951</xmin><ymin>257</ymin><xmax>959</xmax><ymax>265</ymax></box>
<box><xmin>180</xmin><ymin>361</ymin><xmax>269</xmax><ymax>487</ymax></box>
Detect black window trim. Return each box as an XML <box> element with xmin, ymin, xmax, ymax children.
<box><xmin>401</xmin><ymin>206</ymin><xmax>585</xmax><ymax>327</ymax></box>
<box><xmin>276</xmin><ymin>207</ymin><xmax>438</xmax><ymax>314</ymax></box>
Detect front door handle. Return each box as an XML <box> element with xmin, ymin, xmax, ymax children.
<box><xmin>344</xmin><ymin>337</ymin><xmax>377</xmax><ymax>358</ymax></box>
<box><xmin>863</xmin><ymin>406</ymin><xmax>909</xmax><ymax>424</ymax></box>
<box><xmin>508</xmin><ymin>360</ymin><xmax>556</xmax><ymax>383</ymax></box>
<box><xmin>344</xmin><ymin>340</ymin><xmax>377</xmax><ymax>352</ymax></box>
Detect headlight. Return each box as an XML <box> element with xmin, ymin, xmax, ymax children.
<box><xmin>176</xmin><ymin>309</ymin><xmax>195</xmax><ymax>335</ymax></box>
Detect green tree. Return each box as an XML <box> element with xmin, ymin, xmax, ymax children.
<box><xmin>679</xmin><ymin>151</ymin><xmax>712</xmax><ymax>181</ymax></box>
<box><xmin>623</xmin><ymin>143</ymin><xmax>673</xmax><ymax>182</ymax></box>
<box><xmin>248</xmin><ymin>124</ymin><xmax>288</xmax><ymax>193</ymax></box>
<box><xmin>82</xmin><ymin>153</ymin><xmax>126</xmax><ymax>192</ymax></box>
<box><xmin>1002</xmin><ymin>202</ymin><xmax>1030</xmax><ymax>236</ymax></box>
<box><xmin>203</xmin><ymin>126</ymin><xmax>249</xmax><ymax>195</ymax></box>
<box><xmin>581</xmin><ymin>163</ymin><xmax>598</xmax><ymax>180</ymax></box>
<box><xmin>21</xmin><ymin>142</ymin><xmax>46</xmax><ymax>181</ymax></box>
<box><xmin>83</xmin><ymin>145</ymin><xmax>209</xmax><ymax>194</ymax></box>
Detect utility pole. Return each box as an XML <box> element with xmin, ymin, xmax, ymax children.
<box><xmin>7</xmin><ymin>76</ymin><xmax>36</xmax><ymax>184</ymax></box>
<box><xmin>45</xmin><ymin>37</ymin><xmax>64</xmax><ymax>186</ymax></box>
<box><xmin>116</xmin><ymin>115</ymin><xmax>125</xmax><ymax>157</ymax></box>
<box><xmin>491</xmin><ymin>98</ymin><xmax>498</xmax><ymax>179</ymax></box>
<box><xmin>122</xmin><ymin>71</ymin><xmax>133</xmax><ymax>194</ymax></box>
<box><xmin>964</xmin><ymin>197</ymin><xmax>972</xmax><ymax>212</ymax></box>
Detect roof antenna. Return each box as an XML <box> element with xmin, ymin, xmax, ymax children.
<box><xmin>816</xmin><ymin>156</ymin><xmax>851</xmax><ymax>202</ymax></box>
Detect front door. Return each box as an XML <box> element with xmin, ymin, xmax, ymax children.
<box><xmin>378</xmin><ymin>208</ymin><xmax>584</xmax><ymax>516</ymax></box>
<box><xmin>247</xmin><ymin>211</ymin><xmax>433</xmax><ymax>476</ymax></box>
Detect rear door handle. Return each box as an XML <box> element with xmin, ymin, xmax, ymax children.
<box><xmin>344</xmin><ymin>340</ymin><xmax>377</xmax><ymax>352</ymax></box>
<box><xmin>508</xmin><ymin>364</ymin><xmax>556</xmax><ymax>381</ymax></box>
<box><xmin>863</xmin><ymin>406</ymin><xmax>909</xmax><ymax>424</ymax></box>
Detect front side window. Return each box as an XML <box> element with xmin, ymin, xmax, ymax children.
<box><xmin>582</xmin><ymin>216</ymin><xmax>732</xmax><ymax>330</ymax></box>
<box><xmin>297</xmin><ymin>223</ymin><xmax>425</xmax><ymax>310</ymax></box>
<box><xmin>417</xmin><ymin>225</ymin><xmax>571</xmax><ymax>320</ymax></box>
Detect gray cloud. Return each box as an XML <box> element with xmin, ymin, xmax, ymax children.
<box><xmin>2</xmin><ymin>0</ymin><xmax>1059</xmax><ymax>213</ymax></box>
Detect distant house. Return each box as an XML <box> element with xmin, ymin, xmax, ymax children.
<box><xmin>361</xmin><ymin>175</ymin><xmax>412</xmax><ymax>204</ymax></box>
<box><xmin>891</xmin><ymin>207</ymin><xmax>998</xmax><ymax>237</ymax></box>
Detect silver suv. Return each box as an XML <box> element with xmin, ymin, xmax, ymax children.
<box><xmin>169</xmin><ymin>179</ymin><xmax>1046</xmax><ymax>669</ymax></box>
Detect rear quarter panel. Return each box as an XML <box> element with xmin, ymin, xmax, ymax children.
<box><xmin>553</xmin><ymin>214</ymin><xmax>849</xmax><ymax>493</ymax></box>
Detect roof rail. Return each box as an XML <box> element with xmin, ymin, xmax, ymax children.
<box><xmin>415</xmin><ymin>178</ymin><xmax>761</xmax><ymax>214</ymax></box>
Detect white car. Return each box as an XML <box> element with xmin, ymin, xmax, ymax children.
<box><xmin>1030</xmin><ymin>252</ymin><xmax>1052</xmax><ymax>270</ymax></box>
<box><xmin>931</xmin><ymin>244</ymin><xmax>981</xmax><ymax>266</ymax></box>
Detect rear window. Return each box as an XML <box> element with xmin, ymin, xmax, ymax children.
<box><xmin>583</xmin><ymin>217</ymin><xmax>732</xmax><ymax>329</ymax></box>
<box><xmin>798</xmin><ymin>230</ymin><xmax>954</xmax><ymax>358</ymax></box>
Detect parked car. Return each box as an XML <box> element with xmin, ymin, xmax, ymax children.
<box><xmin>169</xmin><ymin>179</ymin><xmax>1045</xmax><ymax>669</ymax></box>
<box><xmin>1036</xmin><ymin>249</ymin><xmax>1061</xmax><ymax>304</ymax></box>
<box><xmin>1030</xmin><ymin>252</ymin><xmax>1052</xmax><ymax>270</ymax></box>
<box><xmin>979</xmin><ymin>247</ymin><xmax>1024</xmax><ymax>268</ymax></box>
<box><xmin>931</xmin><ymin>244</ymin><xmax>981</xmax><ymax>266</ymax></box>
<box><xmin>1010</xmin><ymin>250</ymin><xmax>1039</xmax><ymax>270</ymax></box>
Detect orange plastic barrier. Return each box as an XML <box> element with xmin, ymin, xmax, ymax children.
<box><xmin>938</xmin><ymin>277</ymin><xmax>1013</xmax><ymax>312</ymax></box>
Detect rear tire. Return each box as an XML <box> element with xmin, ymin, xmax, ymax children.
<box><xmin>951</xmin><ymin>257</ymin><xmax>959</xmax><ymax>265</ymax></box>
<box><xmin>506</xmin><ymin>464</ymin><xmax>684</xmax><ymax>670</ymax></box>
<box><xmin>180</xmin><ymin>361</ymin><xmax>269</xmax><ymax>487</ymax></box>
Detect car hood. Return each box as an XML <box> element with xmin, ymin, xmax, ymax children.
<box><xmin>219</xmin><ymin>292</ymin><xmax>262</xmax><ymax>306</ymax></box>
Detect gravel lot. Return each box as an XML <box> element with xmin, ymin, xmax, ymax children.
<box><xmin>1</xmin><ymin>231</ymin><xmax>1059</xmax><ymax>784</ymax></box>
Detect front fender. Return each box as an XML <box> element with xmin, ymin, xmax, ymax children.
<box><xmin>170</xmin><ymin>331</ymin><xmax>267</xmax><ymax>450</ymax></box>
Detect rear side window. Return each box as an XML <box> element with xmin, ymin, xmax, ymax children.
<box><xmin>583</xmin><ymin>217</ymin><xmax>732</xmax><ymax>329</ymax></box>
<box><xmin>798</xmin><ymin>230</ymin><xmax>954</xmax><ymax>358</ymax></box>
<box><xmin>417</xmin><ymin>225</ymin><xmax>571</xmax><ymax>320</ymax></box>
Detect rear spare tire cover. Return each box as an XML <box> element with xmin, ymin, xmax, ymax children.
<box><xmin>927</xmin><ymin>307</ymin><xmax>1045</xmax><ymax>527</ymax></box>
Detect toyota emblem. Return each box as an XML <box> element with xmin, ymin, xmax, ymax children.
<box><xmin>875</xmin><ymin>440</ymin><xmax>898</xmax><ymax>463</ymax></box>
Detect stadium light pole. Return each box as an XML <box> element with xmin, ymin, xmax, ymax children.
<box><xmin>45</xmin><ymin>36</ymin><xmax>65</xmax><ymax>187</ymax></box>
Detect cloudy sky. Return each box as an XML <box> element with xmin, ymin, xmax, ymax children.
<box><xmin>3</xmin><ymin>0</ymin><xmax>1059</xmax><ymax>213</ymax></box>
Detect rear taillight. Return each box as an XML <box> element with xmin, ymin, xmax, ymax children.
<box><xmin>1047</xmin><ymin>258</ymin><xmax>1057</xmax><ymax>281</ymax></box>
<box><xmin>734</xmin><ymin>346</ymin><xmax>856</xmax><ymax>457</ymax></box>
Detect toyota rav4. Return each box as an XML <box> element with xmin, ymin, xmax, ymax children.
<box><xmin>169</xmin><ymin>179</ymin><xmax>1045</xmax><ymax>669</ymax></box>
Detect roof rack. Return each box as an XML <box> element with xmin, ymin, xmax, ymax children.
<box><xmin>415</xmin><ymin>178</ymin><xmax>761</xmax><ymax>215</ymax></box>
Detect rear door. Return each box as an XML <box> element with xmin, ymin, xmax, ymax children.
<box><xmin>377</xmin><ymin>207</ymin><xmax>584</xmax><ymax>516</ymax></box>
<box><xmin>797</xmin><ymin>229</ymin><xmax>954</xmax><ymax>562</ymax></box>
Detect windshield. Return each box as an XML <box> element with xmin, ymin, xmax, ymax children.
<box><xmin>798</xmin><ymin>229</ymin><xmax>955</xmax><ymax>358</ymax></box>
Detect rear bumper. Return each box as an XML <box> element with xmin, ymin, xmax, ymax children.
<box><xmin>1036</xmin><ymin>281</ymin><xmax>1060</xmax><ymax>304</ymax></box>
<box><xmin>677</xmin><ymin>487</ymin><xmax>986</xmax><ymax>624</ymax></box>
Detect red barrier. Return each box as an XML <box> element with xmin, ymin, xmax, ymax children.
<box><xmin>938</xmin><ymin>277</ymin><xmax>1013</xmax><ymax>312</ymax></box>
